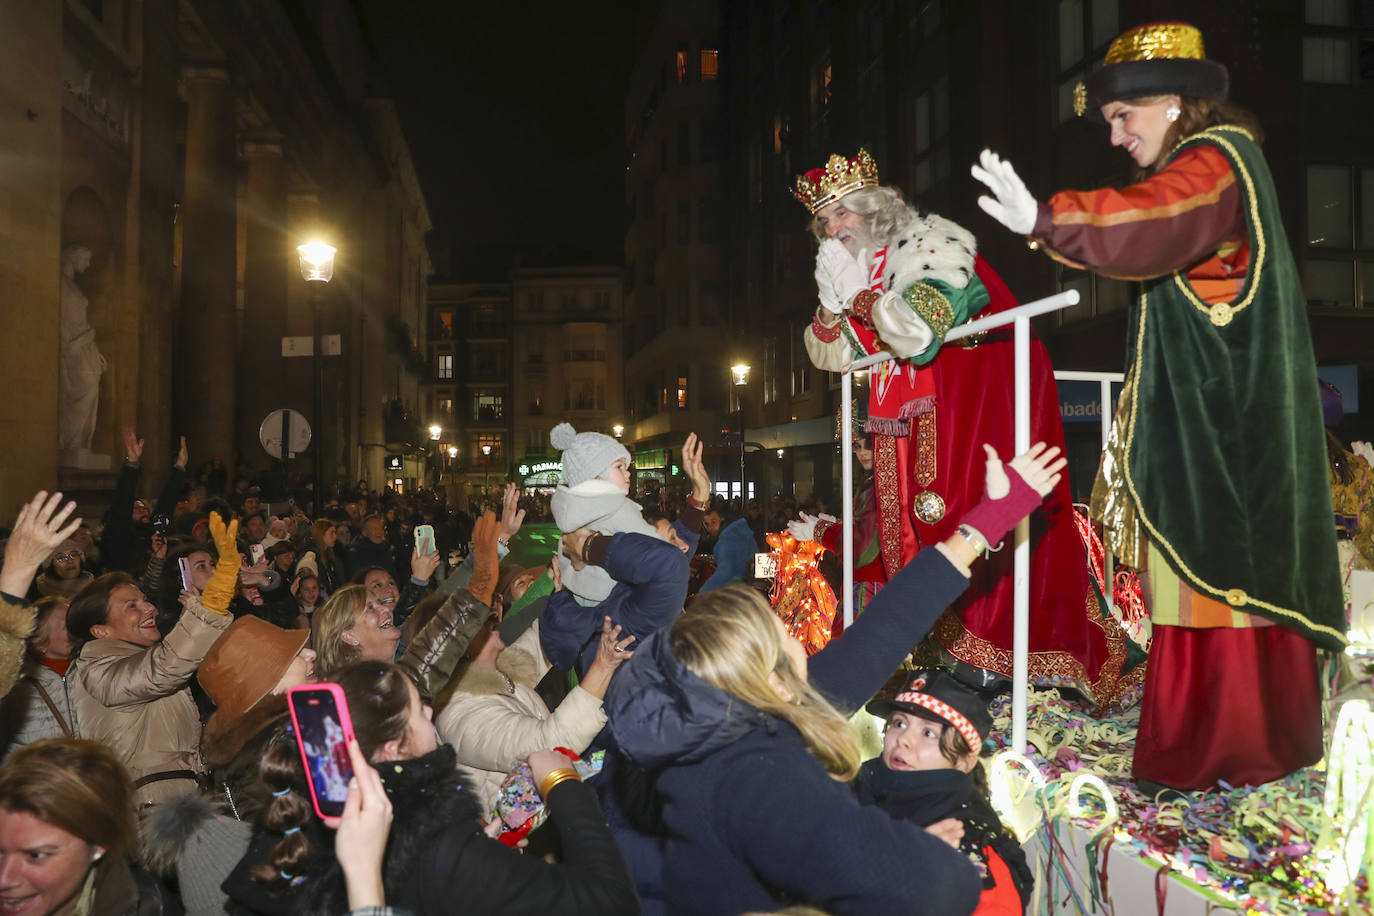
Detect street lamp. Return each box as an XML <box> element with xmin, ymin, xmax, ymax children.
<box><xmin>731</xmin><ymin>363</ymin><xmax>751</xmax><ymax>505</ymax></box>
<box><xmin>428</xmin><ymin>424</ymin><xmax>442</xmax><ymax>441</ymax></box>
<box><xmin>481</xmin><ymin>443</ymin><xmax>492</xmax><ymax>497</ymax></box>
<box><xmin>447</xmin><ymin>446</ymin><xmax>458</xmax><ymax>459</ymax></box>
<box><xmin>297</xmin><ymin>241</ymin><xmax>336</xmax><ymax>514</ymax></box>
<box><xmin>612</xmin><ymin>424</ymin><xmax>624</xmax><ymax>439</ymax></box>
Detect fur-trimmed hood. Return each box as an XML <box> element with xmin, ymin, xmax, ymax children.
<box><xmin>881</xmin><ymin>211</ymin><xmax>978</xmax><ymax>294</ymax></box>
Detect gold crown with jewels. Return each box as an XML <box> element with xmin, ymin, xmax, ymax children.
<box><xmin>793</xmin><ymin>149</ymin><xmax>880</xmax><ymax>214</ymax></box>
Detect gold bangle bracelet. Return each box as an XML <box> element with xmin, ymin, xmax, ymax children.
<box><xmin>538</xmin><ymin>767</ymin><xmax>582</xmax><ymax>800</ymax></box>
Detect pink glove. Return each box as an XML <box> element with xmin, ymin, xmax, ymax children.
<box><xmin>959</xmin><ymin>464</ymin><xmax>1043</xmax><ymax>550</ymax></box>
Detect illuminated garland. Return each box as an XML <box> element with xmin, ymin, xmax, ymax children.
<box><xmin>766</xmin><ymin>531</ymin><xmax>837</xmax><ymax>655</ymax></box>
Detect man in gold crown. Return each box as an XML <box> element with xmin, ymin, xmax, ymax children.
<box><xmin>793</xmin><ymin>149</ymin><xmax>1143</xmax><ymax>712</ymax></box>
<box><xmin>972</xmin><ymin>22</ymin><xmax>1344</xmax><ymax>789</ymax></box>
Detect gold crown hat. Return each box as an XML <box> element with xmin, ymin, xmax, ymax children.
<box><xmin>793</xmin><ymin>148</ymin><xmax>880</xmax><ymax>214</ymax></box>
<box><xmin>1074</xmin><ymin>22</ymin><xmax>1228</xmax><ymax>121</ymax></box>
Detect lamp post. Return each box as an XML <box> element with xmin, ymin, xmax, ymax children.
<box><xmin>297</xmin><ymin>241</ymin><xmax>336</xmax><ymax>516</ymax></box>
<box><xmin>481</xmin><ymin>443</ymin><xmax>492</xmax><ymax>499</ymax></box>
<box><xmin>612</xmin><ymin>424</ymin><xmax>624</xmax><ymax>439</ymax></box>
<box><xmin>730</xmin><ymin>363</ymin><xmax>751</xmax><ymax>505</ymax></box>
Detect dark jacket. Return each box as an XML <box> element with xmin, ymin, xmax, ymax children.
<box><xmin>604</xmin><ymin>547</ymin><xmax>981</xmax><ymax>916</ymax></box>
<box><xmin>346</xmin><ymin>537</ymin><xmax>396</xmax><ymax>579</ymax></box>
<box><xmin>854</xmin><ymin>763</ymin><xmax>1033</xmax><ymax>914</ymax></box>
<box><xmin>225</xmin><ymin>745</ymin><xmax>638</xmax><ymax>916</ymax></box>
<box><xmin>539</xmin><ymin>527</ymin><xmax>694</xmax><ymax>677</ymax></box>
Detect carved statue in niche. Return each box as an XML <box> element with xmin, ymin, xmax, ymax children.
<box><xmin>59</xmin><ymin>244</ymin><xmax>106</xmax><ymax>456</ymax></box>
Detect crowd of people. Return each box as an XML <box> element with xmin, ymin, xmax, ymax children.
<box><xmin>0</xmin><ymin>20</ymin><xmax>1348</xmax><ymax>916</ymax></box>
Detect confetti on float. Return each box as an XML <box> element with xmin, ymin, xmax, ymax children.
<box><xmin>984</xmin><ymin>686</ymin><xmax>1372</xmax><ymax>914</ymax></box>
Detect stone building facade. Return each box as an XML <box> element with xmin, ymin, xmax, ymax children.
<box><xmin>0</xmin><ymin>0</ymin><xmax>432</xmax><ymax>516</ymax></box>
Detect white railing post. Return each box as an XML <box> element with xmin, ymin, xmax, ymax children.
<box><xmin>1011</xmin><ymin>316</ymin><xmax>1031</xmax><ymax>756</ymax></box>
<box><xmin>842</xmin><ymin>371</ymin><xmax>855</xmax><ymax>629</ymax></box>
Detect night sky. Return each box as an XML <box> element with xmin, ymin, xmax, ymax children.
<box><xmin>356</xmin><ymin>1</ymin><xmax>641</xmax><ymax>279</ymax></box>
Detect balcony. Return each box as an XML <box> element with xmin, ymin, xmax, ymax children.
<box><xmin>563</xmin><ymin>349</ymin><xmax>607</xmax><ymax>362</ymax></box>
<box><xmin>564</xmin><ymin>397</ymin><xmax>607</xmax><ymax>412</ymax></box>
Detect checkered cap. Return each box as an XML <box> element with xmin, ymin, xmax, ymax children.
<box><xmin>865</xmin><ymin>669</ymin><xmax>992</xmax><ymax>753</ymax></box>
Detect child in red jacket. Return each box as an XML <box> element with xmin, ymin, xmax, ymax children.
<box><xmin>856</xmin><ymin>670</ymin><xmax>1033</xmax><ymax>915</ymax></box>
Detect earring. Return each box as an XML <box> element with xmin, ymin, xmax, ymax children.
<box><xmin>1165</xmin><ymin>106</ymin><xmax>1180</xmax><ymax>123</ymax></box>
<box><xmin>92</xmin><ymin>851</ymin><xmax>104</xmax><ymax>862</ymax></box>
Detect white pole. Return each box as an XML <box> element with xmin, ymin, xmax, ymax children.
<box><xmin>841</xmin><ymin>370</ymin><xmax>855</xmax><ymax>629</ymax></box>
<box><xmin>1099</xmin><ymin>377</ymin><xmax>1114</xmax><ymax>615</ymax></box>
<box><xmin>1012</xmin><ymin>316</ymin><xmax>1031</xmax><ymax>757</ymax></box>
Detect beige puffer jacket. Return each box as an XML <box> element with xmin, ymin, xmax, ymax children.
<box><xmin>70</xmin><ymin>597</ymin><xmax>231</xmax><ymax>807</ymax></box>
<box><xmin>436</xmin><ymin>621</ymin><xmax>607</xmax><ymax>812</ymax></box>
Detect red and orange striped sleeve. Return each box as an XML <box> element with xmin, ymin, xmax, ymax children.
<box><xmin>1030</xmin><ymin>145</ymin><xmax>1245</xmax><ymax>281</ymax></box>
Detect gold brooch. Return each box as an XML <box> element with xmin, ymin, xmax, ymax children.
<box><xmin>1073</xmin><ymin>81</ymin><xmax>1087</xmax><ymax>118</ymax></box>
<box><xmin>1225</xmin><ymin>587</ymin><xmax>1248</xmax><ymax>607</ymax></box>
<box><xmin>913</xmin><ymin>491</ymin><xmax>946</xmax><ymax>524</ymax></box>
<box><xmin>1209</xmin><ymin>303</ymin><xmax>1233</xmax><ymax>327</ymax></box>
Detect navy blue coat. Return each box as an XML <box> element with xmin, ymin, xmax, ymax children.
<box><xmin>540</xmin><ymin>523</ymin><xmax>697</xmax><ymax>676</ymax></box>
<box><xmin>604</xmin><ymin>547</ymin><xmax>982</xmax><ymax>916</ymax></box>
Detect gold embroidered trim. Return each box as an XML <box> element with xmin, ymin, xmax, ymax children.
<box><xmin>902</xmin><ymin>283</ymin><xmax>956</xmax><ymax>342</ymax></box>
<box><xmin>873</xmin><ymin>434</ymin><xmax>904</xmax><ymax>578</ymax></box>
<box><xmin>914</xmin><ymin>409</ymin><xmax>937</xmax><ymax>488</ymax></box>
<box><xmin>934</xmin><ymin>586</ymin><xmax>1145</xmax><ymax>713</ymax></box>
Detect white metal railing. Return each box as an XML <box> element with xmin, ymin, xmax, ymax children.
<box><xmin>838</xmin><ymin>290</ymin><xmax>1082</xmax><ymax>756</ymax></box>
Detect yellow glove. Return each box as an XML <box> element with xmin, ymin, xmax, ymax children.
<box><xmin>200</xmin><ymin>512</ymin><xmax>241</xmax><ymax>614</ymax></box>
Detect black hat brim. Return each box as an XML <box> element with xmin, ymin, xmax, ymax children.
<box><xmin>1083</xmin><ymin>58</ymin><xmax>1229</xmax><ymax>122</ymax></box>
<box><xmin>865</xmin><ymin>696</ymin><xmax>949</xmax><ymax>726</ymax></box>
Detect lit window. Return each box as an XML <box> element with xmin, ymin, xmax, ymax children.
<box><xmin>676</xmin><ymin>49</ymin><xmax>688</xmax><ymax>83</ymax></box>
<box><xmin>700</xmin><ymin>49</ymin><xmax>719</xmax><ymax>79</ymax></box>
<box><xmin>678</xmin><ymin>374</ymin><xmax>688</xmax><ymax>409</ymax></box>
<box><xmin>436</xmin><ymin>354</ymin><xmax>453</xmax><ymax>380</ymax></box>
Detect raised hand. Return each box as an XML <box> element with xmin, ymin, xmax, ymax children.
<box><xmin>174</xmin><ymin>436</ymin><xmax>189</xmax><ymax>470</ymax></box>
<box><xmin>960</xmin><ymin>443</ymin><xmax>1065</xmax><ymax>551</ymax></box>
<box><xmin>498</xmin><ymin>482</ymin><xmax>526</xmax><ymax>544</ymax></box>
<box><xmin>813</xmin><ymin>245</ymin><xmax>843</xmax><ymax>314</ymax></box>
<box><xmin>594</xmin><ymin>615</ymin><xmax>635</xmax><ymax>669</ymax></box>
<box><xmin>410</xmin><ymin>544</ymin><xmax>440</xmax><ymax>582</ymax></box>
<box><xmin>0</xmin><ymin>492</ymin><xmax>81</xmax><ymax>597</ymax></box>
<box><xmin>122</xmin><ymin>427</ymin><xmax>144</xmax><ymax>464</ymax></box>
<box><xmin>680</xmin><ymin>433</ymin><xmax>711</xmax><ymax>502</ymax></box>
<box><xmin>971</xmin><ymin>149</ymin><xmax>1039</xmax><ymax>235</ymax></box>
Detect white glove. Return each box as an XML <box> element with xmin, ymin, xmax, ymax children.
<box><xmin>1352</xmin><ymin>440</ymin><xmax>1374</xmax><ymax>468</ymax></box>
<box><xmin>818</xmin><ymin>239</ymin><xmax>869</xmax><ymax>306</ymax></box>
<box><xmin>971</xmin><ymin>149</ymin><xmax>1038</xmax><ymax>235</ymax></box>
<box><xmin>813</xmin><ymin>250</ymin><xmax>843</xmax><ymax>314</ymax></box>
<box><xmin>787</xmin><ymin>512</ymin><xmax>838</xmax><ymax>543</ymax></box>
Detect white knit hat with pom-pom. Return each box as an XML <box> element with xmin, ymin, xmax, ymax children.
<box><xmin>551</xmin><ymin>422</ymin><xmax>631</xmax><ymax>487</ymax></box>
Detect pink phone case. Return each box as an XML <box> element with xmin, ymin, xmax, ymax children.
<box><xmin>286</xmin><ymin>683</ymin><xmax>358</xmax><ymax>819</ymax></box>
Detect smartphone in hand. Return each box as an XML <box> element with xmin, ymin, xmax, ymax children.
<box><xmin>178</xmin><ymin>556</ymin><xmax>193</xmax><ymax>592</ymax></box>
<box><xmin>249</xmin><ymin>543</ymin><xmax>266</xmax><ymax>566</ymax></box>
<box><xmin>413</xmin><ymin>524</ymin><xmax>436</xmax><ymax>556</ymax></box>
<box><xmin>287</xmin><ymin>683</ymin><xmax>358</xmax><ymax>819</ymax></box>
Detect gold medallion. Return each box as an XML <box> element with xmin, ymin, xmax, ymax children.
<box><xmin>1209</xmin><ymin>303</ymin><xmax>1233</xmax><ymax>327</ymax></box>
<box><xmin>913</xmin><ymin>490</ymin><xmax>946</xmax><ymax>524</ymax></box>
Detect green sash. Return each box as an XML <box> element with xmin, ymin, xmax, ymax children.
<box><xmin>1121</xmin><ymin>126</ymin><xmax>1346</xmax><ymax>650</ymax></box>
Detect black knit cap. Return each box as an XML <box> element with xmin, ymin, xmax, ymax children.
<box><xmin>1077</xmin><ymin>22</ymin><xmax>1228</xmax><ymax>122</ymax></box>
<box><xmin>866</xmin><ymin>669</ymin><xmax>992</xmax><ymax>754</ymax></box>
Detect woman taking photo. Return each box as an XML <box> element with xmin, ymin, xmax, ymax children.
<box><xmin>222</xmin><ymin>660</ymin><xmax>637</xmax><ymax>916</ymax></box>
<box><xmin>606</xmin><ymin>443</ymin><xmax>1064</xmax><ymax>915</ymax></box>
<box><xmin>0</xmin><ymin>738</ymin><xmax>164</xmax><ymax>915</ymax></box>
<box><xmin>66</xmin><ymin>514</ymin><xmax>240</xmax><ymax>807</ymax></box>
<box><xmin>971</xmin><ymin>21</ymin><xmax>1344</xmax><ymax>791</ymax></box>
<box><xmin>309</xmin><ymin>519</ymin><xmax>347</xmax><ymax>596</ymax></box>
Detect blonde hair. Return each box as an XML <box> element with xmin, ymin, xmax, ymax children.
<box><xmin>673</xmin><ymin>586</ymin><xmax>862</xmax><ymax>780</ymax></box>
<box><xmin>312</xmin><ymin>584</ymin><xmax>368</xmax><ymax>676</ymax></box>
<box><xmin>808</xmin><ymin>185</ymin><xmax>914</xmax><ymax>245</ymax></box>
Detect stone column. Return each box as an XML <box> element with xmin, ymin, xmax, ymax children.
<box><xmin>239</xmin><ymin>139</ymin><xmax>288</xmax><ymax>466</ymax></box>
<box><xmin>177</xmin><ymin>67</ymin><xmax>237</xmax><ymax>468</ymax></box>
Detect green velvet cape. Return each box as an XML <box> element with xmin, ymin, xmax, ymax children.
<box><xmin>1121</xmin><ymin>126</ymin><xmax>1346</xmax><ymax>651</ymax></box>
